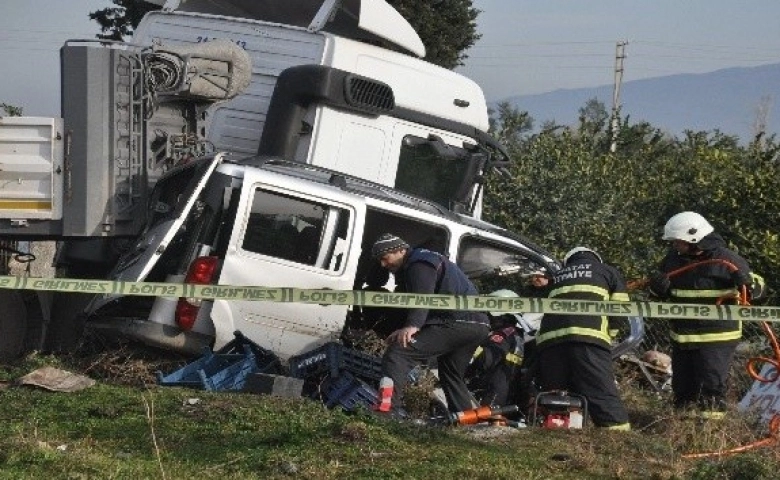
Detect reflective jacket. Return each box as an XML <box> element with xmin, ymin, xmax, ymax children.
<box><xmin>472</xmin><ymin>325</ymin><xmax>524</xmax><ymax>372</ymax></box>
<box><xmin>536</xmin><ymin>255</ymin><xmax>630</xmax><ymax>350</ymax></box>
<box><xmin>658</xmin><ymin>233</ymin><xmax>756</xmax><ymax>345</ymax></box>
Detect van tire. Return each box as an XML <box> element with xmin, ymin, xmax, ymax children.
<box><xmin>0</xmin><ymin>290</ymin><xmax>28</xmax><ymax>362</ymax></box>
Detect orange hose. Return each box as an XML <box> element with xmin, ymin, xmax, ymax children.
<box><xmin>746</xmin><ymin>321</ymin><xmax>780</xmax><ymax>383</ymax></box>
<box><xmin>682</xmin><ymin>414</ymin><xmax>780</xmax><ymax>459</ymax></box>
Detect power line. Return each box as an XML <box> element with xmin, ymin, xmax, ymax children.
<box><xmin>464</xmin><ymin>64</ymin><xmax>614</xmax><ymax>69</ymax></box>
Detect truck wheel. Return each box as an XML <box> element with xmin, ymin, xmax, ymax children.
<box><xmin>44</xmin><ymin>292</ymin><xmax>91</xmax><ymax>353</ymax></box>
<box><xmin>0</xmin><ymin>290</ymin><xmax>28</xmax><ymax>362</ymax></box>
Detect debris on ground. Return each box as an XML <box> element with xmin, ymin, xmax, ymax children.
<box><xmin>18</xmin><ymin>366</ymin><xmax>95</xmax><ymax>392</ymax></box>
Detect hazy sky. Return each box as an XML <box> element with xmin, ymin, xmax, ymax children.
<box><xmin>2</xmin><ymin>0</ymin><xmax>780</xmax><ymax>115</ymax></box>
<box><xmin>461</xmin><ymin>0</ymin><xmax>780</xmax><ymax>100</ymax></box>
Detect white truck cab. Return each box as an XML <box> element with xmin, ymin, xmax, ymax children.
<box><xmin>132</xmin><ymin>0</ymin><xmax>503</xmax><ymax>216</ymax></box>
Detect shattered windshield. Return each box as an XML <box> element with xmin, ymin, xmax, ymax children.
<box><xmin>457</xmin><ymin>235</ymin><xmax>551</xmax><ymax>295</ymax></box>
<box><xmin>395</xmin><ymin>135</ymin><xmax>479</xmax><ymax>210</ymax></box>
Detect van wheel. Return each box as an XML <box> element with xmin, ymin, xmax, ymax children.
<box><xmin>0</xmin><ymin>290</ymin><xmax>28</xmax><ymax>362</ymax></box>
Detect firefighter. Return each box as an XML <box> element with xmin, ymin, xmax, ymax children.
<box><xmin>535</xmin><ymin>247</ymin><xmax>632</xmax><ymax>430</ymax></box>
<box><xmin>371</xmin><ymin>233</ymin><xmax>490</xmax><ymax>416</ymax></box>
<box><xmin>648</xmin><ymin>211</ymin><xmax>766</xmax><ymax>419</ymax></box>
<box><xmin>468</xmin><ymin>289</ymin><xmax>528</xmax><ymax>407</ymax></box>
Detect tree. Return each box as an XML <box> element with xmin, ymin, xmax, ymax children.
<box><xmin>488</xmin><ymin>101</ymin><xmax>533</xmax><ymax>146</ymax></box>
<box><xmin>578</xmin><ymin>97</ymin><xmax>609</xmax><ymax>137</ymax></box>
<box><xmin>89</xmin><ymin>0</ymin><xmax>481</xmax><ymax>69</ymax></box>
<box><xmin>1</xmin><ymin>103</ymin><xmax>23</xmax><ymax>116</ymax></box>
<box><xmin>89</xmin><ymin>0</ymin><xmax>161</xmax><ymax>41</ymax></box>
<box><xmin>386</xmin><ymin>0</ymin><xmax>480</xmax><ymax>68</ymax></box>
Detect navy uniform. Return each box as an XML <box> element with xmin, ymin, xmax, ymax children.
<box><xmin>536</xmin><ymin>247</ymin><xmax>631</xmax><ymax>430</ymax></box>
<box><xmin>372</xmin><ymin>234</ymin><xmax>490</xmax><ymax>414</ymax></box>
<box><xmin>649</xmin><ymin>212</ymin><xmax>766</xmax><ymax>418</ymax></box>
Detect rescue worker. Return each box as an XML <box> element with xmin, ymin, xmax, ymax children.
<box><xmin>371</xmin><ymin>233</ymin><xmax>490</xmax><ymax>416</ymax></box>
<box><xmin>467</xmin><ymin>289</ymin><xmax>529</xmax><ymax>407</ymax></box>
<box><xmin>535</xmin><ymin>247</ymin><xmax>632</xmax><ymax>430</ymax></box>
<box><xmin>648</xmin><ymin>211</ymin><xmax>766</xmax><ymax>418</ymax></box>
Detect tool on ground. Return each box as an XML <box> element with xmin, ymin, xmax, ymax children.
<box><xmin>530</xmin><ymin>390</ymin><xmax>588</xmax><ymax>429</ymax></box>
<box><xmin>430</xmin><ymin>404</ymin><xmax>520</xmax><ymax>426</ymax></box>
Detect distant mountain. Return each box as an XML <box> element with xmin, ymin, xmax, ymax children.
<box><xmin>501</xmin><ymin>63</ymin><xmax>780</xmax><ymax>143</ymax></box>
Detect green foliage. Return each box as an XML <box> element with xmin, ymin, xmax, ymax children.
<box><xmin>89</xmin><ymin>0</ymin><xmax>159</xmax><ymax>40</ymax></box>
<box><xmin>483</xmin><ymin>103</ymin><xmax>780</xmax><ymax>300</ymax></box>
<box><xmin>1</xmin><ymin>103</ymin><xmax>23</xmax><ymax>116</ymax></box>
<box><xmin>88</xmin><ymin>0</ymin><xmax>481</xmax><ymax>69</ymax></box>
<box><xmin>386</xmin><ymin>0</ymin><xmax>481</xmax><ymax>68</ymax></box>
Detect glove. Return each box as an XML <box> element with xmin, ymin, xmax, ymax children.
<box><xmin>648</xmin><ymin>272</ymin><xmax>670</xmax><ymax>298</ymax></box>
<box><xmin>731</xmin><ymin>269</ymin><xmax>752</xmax><ymax>287</ymax></box>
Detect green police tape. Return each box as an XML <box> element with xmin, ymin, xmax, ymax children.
<box><xmin>1</xmin><ymin>275</ymin><xmax>779</xmax><ymax>323</ymax></box>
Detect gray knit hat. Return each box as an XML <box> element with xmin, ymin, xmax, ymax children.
<box><xmin>371</xmin><ymin>233</ymin><xmax>410</xmax><ymax>259</ymax></box>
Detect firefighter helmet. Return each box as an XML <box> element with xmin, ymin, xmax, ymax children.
<box><xmin>487</xmin><ymin>289</ymin><xmax>521</xmax><ymax>316</ymax></box>
<box><xmin>563</xmin><ymin>247</ymin><xmax>602</xmax><ymax>266</ymax></box>
<box><xmin>662</xmin><ymin>211</ymin><xmax>714</xmax><ymax>243</ymax></box>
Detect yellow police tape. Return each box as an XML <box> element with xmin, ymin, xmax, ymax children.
<box><xmin>1</xmin><ymin>275</ymin><xmax>779</xmax><ymax>323</ymax></box>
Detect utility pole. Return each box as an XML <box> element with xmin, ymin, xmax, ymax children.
<box><xmin>610</xmin><ymin>40</ymin><xmax>627</xmax><ymax>153</ymax></box>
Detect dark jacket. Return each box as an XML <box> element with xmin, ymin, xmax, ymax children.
<box><xmin>536</xmin><ymin>254</ymin><xmax>630</xmax><ymax>350</ymax></box>
<box><xmin>658</xmin><ymin>232</ymin><xmax>754</xmax><ymax>345</ymax></box>
<box><xmin>395</xmin><ymin>249</ymin><xmax>488</xmax><ymax>328</ymax></box>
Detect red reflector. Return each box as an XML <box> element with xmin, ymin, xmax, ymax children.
<box><xmin>176</xmin><ymin>256</ymin><xmax>219</xmax><ymax>331</ymax></box>
<box><xmin>175</xmin><ymin>299</ymin><xmax>199</xmax><ymax>331</ymax></box>
<box><xmin>185</xmin><ymin>256</ymin><xmax>219</xmax><ymax>284</ymax></box>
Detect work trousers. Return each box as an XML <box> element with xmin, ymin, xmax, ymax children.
<box><xmin>671</xmin><ymin>342</ymin><xmax>736</xmax><ymax>412</ymax></box>
<box><xmin>383</xmin><ymin>321</ymin><xmax>489</xmax><ymax>413</ymax></box>
<box><xmin>469</xmin><ymin>339</ymin><xmax>522</xmax><ymax>407</ymax></box>
<box><xmin>536</xmin><ymin>342</ymin><xmax>629</xmax><ymax>427</ymax></box>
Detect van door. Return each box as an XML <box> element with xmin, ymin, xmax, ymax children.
<box><xmin>211</xmin><ymin>177</ymin><xmax>365</xmax><ymax>359</ymax></box>
<box><xmin>87</xmin><ymin>153</ymin><xmax>225</xmax><ymax>314</ymax></box>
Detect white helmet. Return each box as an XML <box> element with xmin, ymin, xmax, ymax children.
<box><xmin>487</xmin><ymin>289</ymin><xmax>539</xmax><ymax>335</ymax></box>
<box><xmin>563</xmin><ymin>247</ymin><xmax>602</xmax><ymax>266</ymax></box>
<box><xmin>662</xmin><ymin>211</ymin><xmax>714</xmax><ymax>243</ymax></box>
<box><xmin>487</xmin><ymin>289</ymin><xmax>520</xmax><ymax>316</ymax></box>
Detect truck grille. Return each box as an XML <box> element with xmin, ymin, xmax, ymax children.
<box><xmin>344</xmin><ymin>75</ymin><xmax>395</xmax><ymax>113</ymax></box>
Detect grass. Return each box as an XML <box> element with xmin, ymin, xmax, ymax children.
<box><xmin>0</xmin><ymin>349</ymin><xmax>778</xmax><ymax>480</ymax></box>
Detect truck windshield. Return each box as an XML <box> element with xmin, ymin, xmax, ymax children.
<box><xmin>395</xmin><ymin>135</ymin><xmax>478</xmax><ymax>210</ymax></box>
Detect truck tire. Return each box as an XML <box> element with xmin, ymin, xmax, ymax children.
<box><xmin>0</xmin><ymin>290</ymin><xmax>28</xmax><ymax>362</ymax></box>
<box><xmin>44</xmin><ymin>292</ymin><xmax>91</xmax><ymax>353</ymax></box>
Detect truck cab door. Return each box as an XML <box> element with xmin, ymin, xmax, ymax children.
<box><xmin>211</xmin><ymin>176</ymin><xmax>365</xmax><ymax>359</ymax></box>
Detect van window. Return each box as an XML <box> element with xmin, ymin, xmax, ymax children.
<box><xmin>457</xmin><ymin>235</ymin><xmax>548</xmax><ymax>295</ymax></box>
<box><xmin>241</xmin><ymin>189</ymin><xmax>350</xmax><ymax>269</ymax></box>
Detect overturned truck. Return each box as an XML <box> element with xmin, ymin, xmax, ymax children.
<box><xmin>0</xmin><ymin>0</ymin><xmax>642</xmax><ymax>363</ymax></box>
